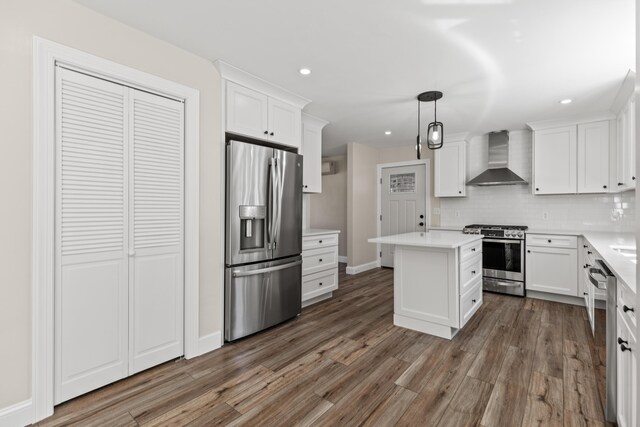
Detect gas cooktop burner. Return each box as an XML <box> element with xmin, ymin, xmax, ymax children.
<box><xmin>462</xmin><ymin>224</ymin><xmax>528</xmax><ymax>239</ymax></box>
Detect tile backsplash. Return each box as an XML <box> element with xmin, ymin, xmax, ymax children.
<box><xmin>440</xmin><ymin>130</ymin><xmax>635</xmax><ymax>231</ymax></box>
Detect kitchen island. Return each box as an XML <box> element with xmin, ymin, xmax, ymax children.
<box><xmin>369</xmin><ymin>231</ymin><xmax>483</xmax><ymax>339</ymax></box>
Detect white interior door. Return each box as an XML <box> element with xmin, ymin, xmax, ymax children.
<box><xmin>380</xmin><ymin>165</ymin><xmax>427</xmax><ymax>267</ymax></box>
<box><xmin>55</xmin><ymin>67</ymin><xmax>185</xmax><ymax>403</ymax></box>
<box><xmin>129</xmin><ymin>90</ymin><xmax>184</xmax><ymax>374</ymax></box>
<box><xmin>55</xmin><ymin>67</ymin><xmax>129</xmax><ymax>403</ymax></box>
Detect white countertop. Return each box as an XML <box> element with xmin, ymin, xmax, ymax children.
<box><xmin>427</xmin><ymin>225</ymin><xmax>464</xmax><ymax>232</ymax></box>
<box><xmin>303</xmin><ymin>228</ymin><xmax>341</xmax><ymax>236</ymax></box>
<box><xmin>581</xmin><ymin>231</ymin><xmax>636</xmax><ymax>292</ymax></box>
<box><xmin>526</xmin><ymin>229</ymin><xmax>585</xmax><ymax>236</ymax></box>
<box><xmin>369</xmin><ymin>231</ymin><xmax>482</xmax><ymax>249</ymax></box>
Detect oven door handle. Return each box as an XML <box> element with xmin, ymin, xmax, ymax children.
<box><xmin>483</xmin><ymin>238</ymin><xmax>522</xmax><ymax>244</ymax></box>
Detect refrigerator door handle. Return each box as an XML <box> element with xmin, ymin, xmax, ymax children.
<box><xmin>232</xmin><ymin>260</ymin><xmax>302</xmax><ymax>278</ymax></box>
<box><xmin>267</xmin><ymin>158</ymin><xmax>276</xmax><ymax>247</ymax></box>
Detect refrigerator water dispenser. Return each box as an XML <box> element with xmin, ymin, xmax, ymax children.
<box><xmin>239</xmin><ymin>205</ymin><xmax>266</xmax><ymax>250</ymax></box>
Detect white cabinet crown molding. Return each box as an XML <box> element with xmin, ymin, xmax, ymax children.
<box><xmin>610</xmin><ymin>69</ymin><xmax>636</xmax><ymax>115</ymax></box>
<box><xmin>214</xmin><ymin>60</ymin><xmax>311</xmax><ymax>109</ymax></box>
<box><xmin>526</xmin><ymin>111</ymin><xmax>615</xmax><ymax>131</ymax></box>
<box><xmin>302</xmin><ymin>112</ymin><xmax>329</xmax><ymax>129</ymax></box>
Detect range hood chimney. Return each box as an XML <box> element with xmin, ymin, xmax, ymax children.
<box><xmin>466</xmin><ymin>131</ymin><xmax>528</xmax><ymax>186</ymax></box>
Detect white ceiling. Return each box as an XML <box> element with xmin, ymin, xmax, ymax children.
<box><xmin>77</xmin><ymin>0</ymin><xmax>635</xmax><ymax>156</ymax></box>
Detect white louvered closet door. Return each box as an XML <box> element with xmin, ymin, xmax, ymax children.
<box><xmin>55</xmin><ymin>67</ymin><xmax>185</xmax><ymax>403</ymax></box>
<box><xmin>55</xmin><ymin>68</ymin><xmax>129</xmax><ymax>404</ymax></box>
<box><xmin>129</xmin><ymin>90</ymin><xmax>184</xmax><ymax>374</ymax></box>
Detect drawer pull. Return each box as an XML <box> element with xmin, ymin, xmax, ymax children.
<box><xmin>587</xmin><ymin>251</ymin><xmax>592</xmax><ymax>255</ymax></box>
<box><xmin>583</xmin><ymin>292</ymin><xmax>588</xmax><ymax>296</ymax></box>
<box><xmin>471</xmin><ymin>270</ymin><xmax>476</xmax><ymax>274</ymax></box>
<box><xmin>621</xmin><ymin>344</ymin><xmax>631</xmax><ymax>352</ymax></box>
<box><xmin>472</xmin><ymin>299</ymin><xmax>477</xmax><ymax>304</ymax></box>
<box><xmin>319</xmin><ymin>240</ymin><xmax>323</xmax><ymax>244</ymax></box>
<box><xmin>619</xmin><ymin>337</ymin><xmax>629</xmax><ymax>345</ymax></box>
<box><xmin>471</xmin><ymin>248</ymin><xmax>476</xmax><ymax>252</ymax></box>
<box><xmin>623</xmin><ymin>305</ymin><xmax>635</xmax><ymax>313</ymax></box>
<box><xmin>319</xmin><ymin>282</ymin><xmax>323</xmax><ymax>286</ymax></box>
<box><xmin>319</xmin><ymin>258</ymin><xmax>323</xmax><ymax>262</ymax></box>
<box><xmin>583</xmin><ymin>244</ymin><xmax>588</xmax><ymax>248</ymax></box>
<box><xmin>547</xmin><ymin>239</ymin><xmax>552</xmax><ymax>243</ymax></box>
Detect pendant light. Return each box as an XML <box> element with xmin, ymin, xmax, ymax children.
<box><xmin>416</xmin><ymin>91</ymin><xmax>444</xmax><ymax>158</ymax></box>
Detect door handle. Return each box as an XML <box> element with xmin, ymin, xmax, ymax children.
<box><xmin>232</xmin><ymin>260</ymin><xmax>302</xmax><ymax>278</ymax></box>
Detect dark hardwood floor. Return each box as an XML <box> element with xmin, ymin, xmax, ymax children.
<box><xmin>37</xmin><ymin>264</ymin><xmax>609</xmax><ymax>426</ymax></box>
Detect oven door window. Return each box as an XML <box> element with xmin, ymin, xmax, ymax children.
<box><xmin>483</xmin><ymin>240</ymin><xmax>522</xmax><ymax>273</ymax></box>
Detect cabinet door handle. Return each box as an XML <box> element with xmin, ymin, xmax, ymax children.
<box><xmin>583</xmin><ymin>292</ymin><xmax>588</xmax><ymax>296</ymax></box>
<box><xmin>619</xmin><ymin>337</ymin><xmax>629</xmax><ymax>345</ymax></box>
<box><xmin>618</xmin><ymin>182</ymin><xmax>624</xmax><ymax>186</ymax></box>
<box><xmin>583</xmin><ymin>244</ymin><xmax>588</xmax><ymax>248</ymax></box>
<box><xmin>587</xmin><ymin>251</ymin><xmax>592</xmax><ymax>255</ymax></box>
<box><xmin>419</xmin><ymin>214</ymin><xmax>424</xmax><ymax>219</ymax></box>
<box><xmin>319</xmin><ymin>259</ymin><xmax>323</xmax><ymax>262</ymax></box>
<box><xmin>319</xmin><ymin>240</ymin><xmax>323</xmax><ymax>243</ymax></box>
<box><xmin>472</xmin><ymin>299</ymin><xmax>477</xmax><ymax>304</ymax></box>
<box><xmin>270</xmin><ymin>132</ymin><xmax>274</xmax><ymax>136</ymax></box>
<box><xmin>623</xmin><ymin>305</ymin><xmax>635</xmax><ymax>313</ymax></box>
<box><xmin>419</xmin><ymin>222</ymin><xmax>424</xmax><ymax>226</ymax></box>
<box><xmin>471</xmin><ymin>270</ymin><xmax>476</xmax><ymax>274</ymax></box>
<box><xmin>603</xmin><ymin>185</ymin><xmax>607</xmax><ymax>189</ymax></box>
<box><xmin>621</xmin><ymin>344</ymin><xmax>632</xmax><ymax>352</ymax></box>
<box><xmin>458</xmin><ymin>190</ymin><xmax>462</xmax><ymax>194</ymax></box>
<box><xmin>535</xmin><ymin>188</ymin><xmax>539</xmax><ymax>191</ymax></box>
<box><xmin>527</xmin><ymin>250</ymin><xmax>531</xmax><ymax>253</ymax></box>
<box><xmin>547</xmin><ymin>239</ymin><xmax>552</xmax><ymax>243</ymax></box>
<box><xmin>633</xmin><ymin>176</ymin><xmax>636</xmax><ymax>180</ymax></box>
<box><xmin>319</xmin><ymin>282</ymin><xmax>323</xmax><ymax>286</ymax></box>
<box><xmin>264</xmin><ymin>130</ymin><xmax>268</xmax><ymax>135</ymax></box>
<box><xmin>471</xmin><ymin>248</ymin><xmax>476</xmax><ymax>252</ymax></box>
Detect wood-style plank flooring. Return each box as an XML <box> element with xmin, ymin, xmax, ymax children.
<box><xmin>37</xmin><ymin>264</ymin><xmax>609</xmax><ymax>426</ymax></box>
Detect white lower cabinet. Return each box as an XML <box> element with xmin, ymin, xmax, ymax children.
<box><xmin>526</xmin><ymin>235</ymin><xmax>578</xmax><ymax>296</ymax></box>
<box><xmin>302</xmin><ymin>231</ymin><xmax>340</xmax><ymax>306</ymax></box>
<box><xmin>617</xmin><ymin>307</ymin><xmax>637</xmax><ymax>427</ymax></box>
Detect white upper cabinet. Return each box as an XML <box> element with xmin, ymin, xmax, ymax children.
<box><xmin>226</xmin><ymin>81</ymin><xmax>269</xmax><ymax>140</ymax></box>
<box><xmin>435</xmin><ymin>139</ymin><xmax>466</xmax><ymax>197</ymax></box>
<box><xmin>268</xmin><ymin>97</ymin><xmax>302</xmax><ymax>148</ymax></box>
<box><xmin>616</xmin><ymin>96</ymin><xmax>636</xmax><ymax>191</ymax></box>
<box><xmin>577</xmin><ymin>121</ymin><xmax>610</xmax><ymax>193</ymax></box>
<box><xmin>529</xmin><ymin>115</ymin><xmax>614</xmax><ymax>195</ymax></box>
<box><xmin>532</xmin><ymin>125</ymin><xmax>577</xmax><ymax>195</ymax></box>
<box><xmin>301</xmin><ymin>114</ymin><xmax>328</xmax><ymax>193</ymax></box>
<box><xmin>217</xmin><ymin>61</ymin><xmax>310</xmax><ymax>150</ymax></box>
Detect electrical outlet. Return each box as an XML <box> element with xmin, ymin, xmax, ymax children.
<box><xmin>542</xmin><ymin>211</ymin><xmax>549</xmax><ymax>220</ymax></box>
<box><xmin>455</xmin><ymin>210</ymin><xmax>460</xmax><ymax>218</ymax></box>
<box><xmin>433</xmin><ymin>208</ymin><xmax>441</xmax><ymax>215</ymax></box>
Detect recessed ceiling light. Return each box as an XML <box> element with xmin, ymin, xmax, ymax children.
<box><xmin>560</xmin><ymin>99</ymin><xmax>572</xmax><ymax>104</ymax></box>
<box><xmin>385</xmin><ymin>131</ymin><xmax>392</xmax><ymax>135</ymax></box>
<box><xmin>298</xmin><ymin>68</ymin><xmax>311</xmax><ymax>76</ymax></box>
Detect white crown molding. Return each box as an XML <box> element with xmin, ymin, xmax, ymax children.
<box><xmin>610</xmin><ymin>69</ymin><xmax>636</xmax><ymax>115</ymax></box>
<box><xmin>214</xmin><ymin>60</ymin><xmax>311</xmax><ymax>109</ymax></box>
<box><xmin>526</xmin><ymin>111</ymin><xmax>616</xmax><ymax>131</ymax></box>
<box><xmin>302</xmin><ymin>112</ymin><xmax>329</xmax><ymax>129</ymax></box>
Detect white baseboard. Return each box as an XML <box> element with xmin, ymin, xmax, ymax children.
<box><xmin>526</xmin><ymin>290</ymin><xmax>585</xmax><ymax>306</ymax></box>
<box><xmin>338</xmin><ymin>256</ymin><xmax>348</xmax><ymax>264</ymax></box>
<box><xmin>346</xmin><ymin>260</ymin><xmax>380</xmax><ymax>275</ymax></box>
<box><xmin>197</xmin><ymin>331</ymin><xmax>222</xmax><ymax>357</ymax></box>
<box><xmin>0</xmin><ymin>399</ymin><xmax>33</xmax><ymax>427</ymax></box>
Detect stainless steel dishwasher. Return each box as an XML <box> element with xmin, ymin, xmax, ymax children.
<box><xmin>588</xmin><ymin>260</ymin><xmax>617</xmax><ymax>423</ymax></box>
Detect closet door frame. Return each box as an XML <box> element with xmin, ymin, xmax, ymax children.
<box><xmin>32</xmin><ymin>37</ymin><xmax>203</xmax><ymax>423</ymax></box>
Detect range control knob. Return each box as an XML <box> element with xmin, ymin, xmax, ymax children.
<box><xmin>517</xmin><ymin>231</ymin><xmax>523</xmax><ymax>237</ymax></box>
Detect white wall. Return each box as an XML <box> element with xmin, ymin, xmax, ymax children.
<box><xmin>309</xmin><ymin>155</ymin><xmax>347</xmax><ymax>257</ymax></box>
<box><xmin>440</xmin><ymin>130</ymin><xmax>635</xmax><ymax>231</ymax></box>
<box><xmin>0</xmin><ymin>0</ymin><xmax>222</xmax><ymax>411</ymax></box>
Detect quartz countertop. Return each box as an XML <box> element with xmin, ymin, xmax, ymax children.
<box><xmin>427</xmin><ymin>225</ymin><xmax>464</xmax><ymax>232</ymax></box>
<box><xmin>581</xmin><ymin>231</ymin><xmax>636</xmax><ymax>292</ymax></box>
<box><xmin>369</xmin><ymin>231</ymin><xmax>482</xmax><ymax>249</ymax></box>
<box><xmin>303</xmin><ymin>228</ymin><xmax>341</xmax><ymax>236</ymax></box>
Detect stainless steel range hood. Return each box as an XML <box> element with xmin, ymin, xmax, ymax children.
<box><xmin>466</xmin><ymin>131</ymin><xmax>528</xmax><ymax>186</ymax></box>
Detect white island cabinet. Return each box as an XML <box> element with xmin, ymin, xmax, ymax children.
<box><xmin>369</xmin><ymin>231</ymin><xmax>483</xmax><ymax>339</ymax></box>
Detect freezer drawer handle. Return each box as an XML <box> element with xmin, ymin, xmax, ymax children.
<box><xmin>232</xmin><ymin>260</ymin><xmax>302</xmax><ymax>278</ymax></box>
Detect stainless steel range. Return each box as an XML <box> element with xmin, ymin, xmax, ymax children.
<box><xmin>463</xmin><ymin>224</ymin><xmax>528</xmax><ymax>297</ymax></box>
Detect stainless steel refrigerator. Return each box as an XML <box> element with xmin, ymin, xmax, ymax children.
<box><xmin>225</xmin><ymin>140</ymin><xmax>303</xmax><ymax>341</ymax></box>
